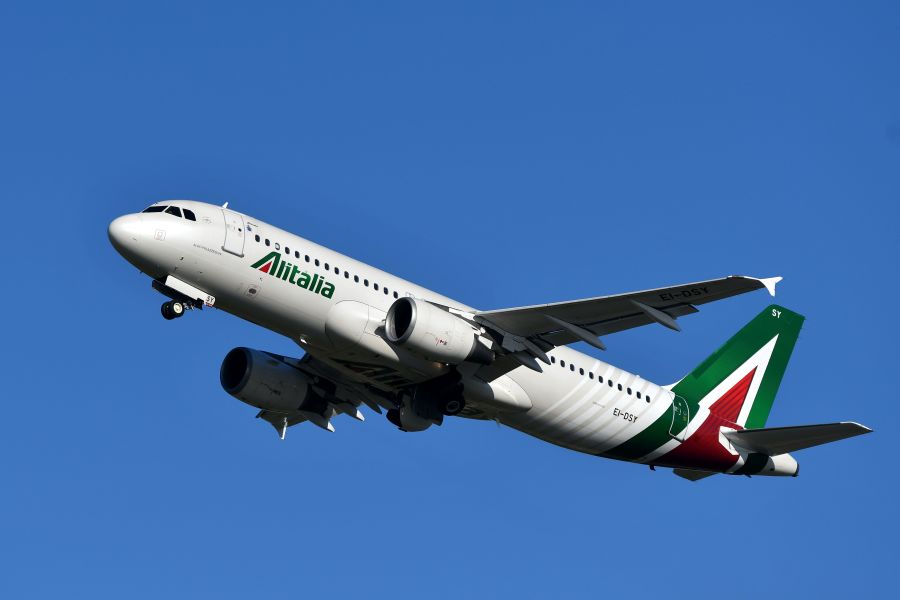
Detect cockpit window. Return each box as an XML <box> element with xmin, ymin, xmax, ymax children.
<box><xmin>183</xmin><ymin>209</ymin><xmax>196</xmax><ymax>221</ymax></box>
<box><xmin>142</xmin><ymin>206</ymin><xmax>166</xmax><ymax>213</ymax></box>
<box><xmin>165</xmin><ymin>206</ymin><xmax>183</xmax><ymax>218</ymax></box>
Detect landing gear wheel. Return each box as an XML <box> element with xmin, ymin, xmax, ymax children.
<box><xmin>161</xmin><ymin>300</ymin><xmax>185</xmax><ymax>320</ymax></box>
<box><xmin>440</xmin><ymin>397</ymin><xmax>465</xmax><ymax>416</ymax></box>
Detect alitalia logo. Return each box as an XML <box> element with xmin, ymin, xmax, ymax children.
<box><xmin>250</xmin><ymin>252</ymin><xmax>335</xmax><ymax>299</ymax></box>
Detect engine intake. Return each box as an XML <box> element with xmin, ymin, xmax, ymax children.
<box><xmin>220</xmin><ymin>347</ymin><xmax>326</xmax><ymax>413</ymax></box>
<box><xmin>385</xmin><ymin>297</ymin><xmax>493</xmax><ymax>365</ymax></box>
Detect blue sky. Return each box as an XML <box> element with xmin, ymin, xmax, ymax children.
<box><xmin>1</xmin><ymin>1</ymin><xmax>897</xmax><ymax>597</ymax></box>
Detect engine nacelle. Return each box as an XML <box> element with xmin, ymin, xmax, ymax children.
<box><xmin>220</xmin><ymin>347</ymin><xmax>326</xmax><ymax>413</ymax></box>
<box><xmin>384</xmin><ymin>297</ymin><xmax>493</xmax><ymax>365</ymax></box>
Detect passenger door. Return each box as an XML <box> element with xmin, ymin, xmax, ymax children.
<box><xmin>222</xmin><ymin>209</ymin><xmax>245</xmax><ymax>257</ymax></box>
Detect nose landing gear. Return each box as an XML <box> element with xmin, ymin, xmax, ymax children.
<box><xmin>152</xmin><ymin>278</ymin><xmax>208</xmax><ymax>321</ymax></box>
<box><xmin>161</xmin><ymin>300</ymin><xmax>186</xmax><ymax>320</ymax></box>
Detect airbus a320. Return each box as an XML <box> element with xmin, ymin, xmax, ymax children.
<box><xmin>108</xmin><ymin>201</ymin><xmax>870</xmax><ymax>480</ymax></box>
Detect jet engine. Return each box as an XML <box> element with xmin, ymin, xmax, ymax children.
<box><xmin>384</xmin><ymin>297</ymin><xmax>494</xmax><ymax>365</ymax></box>
<box><xmin>220</xmin><ymin>347</ymin><xmax>327</xmax><ymax>414</ymax></box>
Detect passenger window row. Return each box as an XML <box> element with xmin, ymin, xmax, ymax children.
<box><xmin>250</xmin><ymin>227</ymin><xmax>402</xmax><ymax>299</ymax></box>
<box><xmin>549</xmin><ymin>355</ymin><xmax>651</xmax><ymax>402</ymax></box>
<box><xmin>142</xmin><ymin>205</ymin><xmax>197</xmax><ymax>221</ymax></box>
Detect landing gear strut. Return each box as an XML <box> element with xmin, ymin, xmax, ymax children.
<box><xmin>161</xmin><ymin>300</ymin><xmax>185</xmax><ymax>320</ymax></box>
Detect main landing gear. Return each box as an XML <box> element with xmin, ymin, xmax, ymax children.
<box><xmin>161</xmin><ymin>300</ymin><xmax>186</xmax><ymax>320</ymax></box>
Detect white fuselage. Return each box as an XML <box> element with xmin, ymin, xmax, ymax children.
<box><xmin>109</xmin><ymin>200</ymin><xmax>672</xmax><ymax>461</ymax></box>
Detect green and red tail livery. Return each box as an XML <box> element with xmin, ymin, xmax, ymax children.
<box><xmin>605</xmin><ymin>305</ymin><xmax>804</xmax><ymax>463</ymax></box>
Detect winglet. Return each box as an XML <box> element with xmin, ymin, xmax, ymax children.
<box><xmin>756</xmin><ymin>276</ymin><xmax>782</xmax><ymax>297</ymax></box>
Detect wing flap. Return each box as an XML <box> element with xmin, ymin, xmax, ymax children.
<box><xmin>723</xmin><ymin>422</ymin><xmax>872</xmax><ymax>455</ymax></box>
<box><xmin>257</xmin><ymin>410</ymin><xmax>307</xmax><ymax>439</ymax></box>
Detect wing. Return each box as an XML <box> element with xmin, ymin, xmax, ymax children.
<box><xmin>472</xmin><ymin>275</ymin><xmax>780</xmax><ymax>375</ymax></box>
<box><xmin>256</xmin><ymin>353</ymin><xmax>398</xmax><ymax>438</ymax></box>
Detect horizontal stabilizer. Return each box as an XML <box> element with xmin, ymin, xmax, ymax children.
<box><xmin>724</xmin><ymin>422</ymin><xmax>872</xmax><ymax>456</ymax></box>
<box><xmin>673</xmin><ymin>468</ymin><xmax>717</xmax><ymax>481</ymax></box>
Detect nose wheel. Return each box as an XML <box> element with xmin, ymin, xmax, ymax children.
<box><xmin>161</xmin><ymin>300</ymin><xmax>185</xmax><ymax>320</ymax></box>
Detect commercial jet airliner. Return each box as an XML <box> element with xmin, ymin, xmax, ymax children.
<box><xmin>109</xmin><ymin>200</ymin><xmax>870</xmax><ymax>480</ymax></box>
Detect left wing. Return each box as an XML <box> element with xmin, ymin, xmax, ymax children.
<box><xmin>474</xmin><ymin>275</ymin><xmax>779</xmax><ymax>359</ymax></box>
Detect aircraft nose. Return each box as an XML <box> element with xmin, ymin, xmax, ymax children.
<box><xmin>108</xmin><ymin>214</ymin><xmax>143</xmax><ymax>254</ymax></box>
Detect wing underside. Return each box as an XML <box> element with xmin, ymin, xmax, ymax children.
<box><xmin>256</xmin><ymin>353</ymin><xmax>400</xmax><ymax>438</ymax></box>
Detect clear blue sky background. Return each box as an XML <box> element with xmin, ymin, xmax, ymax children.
<box><xmin>1</xmin><ymin>2</ymin><xmax>897</xmax><ymax>598</ymax></box>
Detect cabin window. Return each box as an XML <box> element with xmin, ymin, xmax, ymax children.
<box><xmin>374</xmin><ymin>283</ymin><xmax>379</xmax><ymax>291</ymax></box>
<box><xmin>305</xmin><ymin>255</ymin><xmax>310</xmax><ymax>263</ymax></box>
<box><xmin>608</xmin><ymin>380</ymin><xmax>613</xmax><ymax>387</ymax></box>
<box><xmin>274</xmin><ymin>242</ymin><xmax>280</xmax><ymax>250</ymax></box>
<box><xmin>579</xmin><ymin>368</ymin><xmax>585</xmax><ymax>376</ymax></box>
<box><xmin>324</xmin><ymin>263</ymin><xmax>329</xmax><ymax>270</ymax></box>
<box><xmin>334</xmin><ymin>266</ymin><xmax>340</xmax><ymax>274</ymax></box>
<box><xmin>598</xmin><ymin>375</ymin><xmax>603</xmax><ymax>383</ymax></box>
<box><xmin>314</xmin><ymin>259</ymin><xmax>320</xmax><ymax>266</ymax></box>
<box><xmin>560</xmin><ymin>360</ymin><xmax>566</xmax><ymax>368</ymax></box>
<box><xmin>646</xmin><ymin>396</ymin><xmax>651</xmax><ymax>403</ymax></box>
<box><xmin>255</xmin><ymin>235</ymin><xmax>260</xmax><ymax>242</ymax></box>
<box><xmin>183</xmin><ymin>209</ymin><xmax>197</xmax><ymax>221</ymax></box>
<box><xmin>284</xmin><ymin>247</ymin><xmax>290</xmax><ymax>254</ymax></box>
<box><xmin>627</xmin><ymin>388</ymin><xmax>632</xmax><ymax>395</ymax></box>
<box><xmin>294</xmin><ymin>251</ymin><xmax>300</xmax><ymax>259</ymax></box>
<box><xmin>617</xmin><ymin>384</ymin><xmax>623</xmax><ymax>391</ymax></box>
<box><xmin>393</xmin><ymin>291</ymin><xmax>399</xmax><ymax>299</ymax></box>
<box><xmin>551</xmin><ymin>356</ymin><xmax>556</xmax><ymax>364</ymax></box>
<box><xmin>354</xmin><ymin>275</ymin><xmax>359</xmax><ymax>283</ymax></box>
<box><xmin>165</xmin><ymin>206</ymin><xmax>182</xmax><ymax>218</ymax></box>
<box><xmin>589</xmin><ymin>372</ymin><xmax>594</xmax><ymax>379</ymax></box>
<box><xmin>265</xmin><ymin>239</ymin><xmax>270</xmax><ymax>247</ymax></box>
<box><xmin>344</xmin><ymin>272</ymin><xmax>350</xmax><ymax>279</ymax></box>
<box><xmin>384</xmin><ymin>287</ymin><xmax>389</xmax><ymax>295</ymax></box>
<box><xmin>570</xmin><ymin>364</ymin><xmax>575</xmax><ymax>372</ymax></box>
<box><xmin>142</xmin><ymin>206</ymin><xmax>166</xmax><ymax>213</ymax></box>
<box><xmin>364</xmin><ymin>279</ymin><xmax>369</xmax><ymax>287</ymax></box>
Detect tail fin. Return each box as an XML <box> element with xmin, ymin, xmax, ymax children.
<box><xmin>672</xmin><ymin>305</ymin><xmax>804</xmax><ymax>429</ymax></box>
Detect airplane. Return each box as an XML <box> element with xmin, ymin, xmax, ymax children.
<box><xmin>108</xmin><ymin>200</ymin><xmax>871</xmax><ymax>480</ymax></box>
